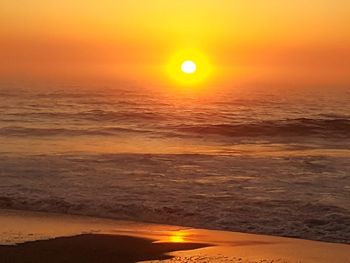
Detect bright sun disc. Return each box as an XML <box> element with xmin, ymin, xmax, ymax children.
<box><xmin>181</xmin><ymin>60</ymin><xmax>197</xmax><ymax>74</ymax></box>
<box><xmin>166</xmin><ymin>49</ymin><xmax>211</xmax><ymax>86</ymax></box>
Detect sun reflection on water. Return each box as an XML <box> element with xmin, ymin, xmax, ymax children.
<box><xmin>169</xmin><ymin>231</ymin><xmax>186</xmax><ymax>243</ymax></box>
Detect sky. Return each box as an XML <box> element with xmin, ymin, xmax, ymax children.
<box><xmin>0</xmin><ymin>0</ymin><xmax>349</xmax><ymax>88</ymax></box>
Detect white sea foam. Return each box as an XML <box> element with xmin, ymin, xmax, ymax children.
<box><xmin>0</xmin><ymin>153</ymin><xmax>349</xmax><ymax>243</ymax></box>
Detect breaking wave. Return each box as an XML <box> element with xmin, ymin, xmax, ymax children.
<box><xmin>175</xmin><ymin>118</ymin><xmax>350</xmax><ymax>138</ymax></box>
<box><xmin>2</xmin><ymin>118</ymin><xmax>349</xmax><ymax>138</ymax></box>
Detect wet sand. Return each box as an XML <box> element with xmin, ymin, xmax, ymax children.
<box><xmin>0</xmin><ymin>209</ymin><xmax>349</xmax><ymax>263</ymax></box>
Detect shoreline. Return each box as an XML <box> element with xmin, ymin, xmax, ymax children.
<box><xmin>1</xmin><ymin>152</ymin><xmax>348</xmax><ymax>245</ymax></box>
<box><xmin>0</xmin><ymin>209</ymin><xmax>349</xmax><ymax>262</ymax></box>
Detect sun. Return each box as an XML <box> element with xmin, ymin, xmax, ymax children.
<box><xmin>181</xmin><ymin>60</ymin><xmax>197</xmax><ymax>74</ymax></box>
<box><xmin>166</xmin><ymin>49</ymin><xmax>211</xmax><ymax>86</ymax></box>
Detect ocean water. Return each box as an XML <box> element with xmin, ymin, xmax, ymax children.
<box><xmin>0</xmin><ymin>82</ymin><xmax>349</xmax><ymax>243</ymax></box>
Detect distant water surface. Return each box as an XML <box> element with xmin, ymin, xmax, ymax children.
<box><xmin>0</xmin><ymin>82</ymin><xmax>349</xmax><ymax>243</ymax></box>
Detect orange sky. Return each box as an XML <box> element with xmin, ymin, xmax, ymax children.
<box><xmin>1</xmin><ymin>0</ymin><xmax>349</xmax><ymax>88</ymax></box>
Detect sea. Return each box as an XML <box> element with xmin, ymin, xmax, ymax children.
<box><xmin>0</xmin><ymin>81</ymin><xmax>349</xmax><ymax>243</ymax></box>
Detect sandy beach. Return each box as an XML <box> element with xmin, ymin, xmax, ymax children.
<box><xmin>0</xmin><ymin>209</ymin><xmax>349</xmax><ymax>263</ymax></box>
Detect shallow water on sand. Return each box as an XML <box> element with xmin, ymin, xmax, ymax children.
<box><xmin>0</xmin><ymin>82</ymin><xmax>349</xmax><ymax>243</ymax></box>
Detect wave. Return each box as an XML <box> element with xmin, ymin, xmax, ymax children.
<box><xmin>0</xmin><ymin>194</ymin><xmax>349</xmax><ymax>244</ymax></box>
<box><xmin>81</xmin><ymin>110</ymin><xmax>164</xmax><ymax>121</ymax></box>
<box><xmin>0</xmin><ymin>126</ymin><xmax>153</xmax><ymax>137</ymax></box>
<box><xmin>4</xmin><ymin>110</ymin><xmax>165</xmax><ymax>122</ymax></box>
<box><xmin>0</xmin><ymin>152</ymin><xmax>349</xmax><ymax>243</ymax></box>
<box><xmin>175</xmin><ymin>118</ymin><xmax>350</xmax><ymax>138</ymax></box>
<box><xmin>1</xmin><ymin>118</ymin><xmax>349</xmax><ymax>138</ymax></box>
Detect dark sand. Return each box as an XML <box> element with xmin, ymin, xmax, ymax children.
<box><xmin>0</xmin><ymin>234</ymin><xmax>210</xmax><ymax>263</ymax></box>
